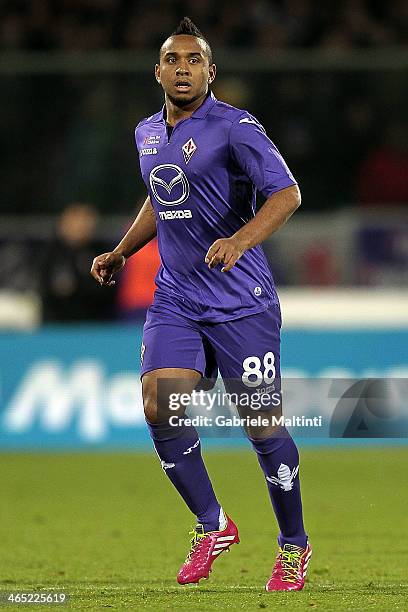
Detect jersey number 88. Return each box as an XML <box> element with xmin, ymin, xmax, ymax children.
<box><xmin>241</xmin><ymin>351</ymin><xmax>276</xmax><ymax>388</ymax></box>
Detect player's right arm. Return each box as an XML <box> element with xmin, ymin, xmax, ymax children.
<box><xmin>90</xmin><ymin>195</ymin><xmax>156</xmax><ymax>286</ymax></box>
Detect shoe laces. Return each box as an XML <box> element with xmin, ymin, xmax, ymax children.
<box><xmin>185</xmin><ymin>524</ymin><xmax>209</xmax><ymax>562</ymax></box>
<box><xmin>278</xmin><ymin>544</ymin><xmax>303</xmax><ymax>582</ymax></box>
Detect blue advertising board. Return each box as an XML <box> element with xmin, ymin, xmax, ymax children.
<box><xmin>0</xmin><ymin>325</ymin><xmax>407</xmax><ymax>449</ymax></box>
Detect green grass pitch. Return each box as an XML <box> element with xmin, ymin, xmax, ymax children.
<box><xmin>0</xmin><ymin>447</ymin><xmax>407</xmax><ymax>610</ymax></box>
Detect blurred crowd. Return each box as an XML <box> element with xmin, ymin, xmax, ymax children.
<box><xmin>0</xmin><ymin>201</ymin><xmax>160</xmax><ymax>323</ymax></box>
<box><xmin>0</xmin><ymin>199</ymin><xmax>406</xmax><ymax>327</ymax></box>
<box><xmin>1</xmin><ymin>0</ymin><xmax>408</xmax><ymax>216</ymax></box>
<box><xmin>1</xmin><ymin>0</ymin><xmax>407</xmax><ymax>52</ymax></box>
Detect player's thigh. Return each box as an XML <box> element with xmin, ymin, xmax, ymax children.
<box><xmin>204</xmin><ymin>304</ymin><xmax>282</xmax><ymax>438</ymax></box>
<box><xmin>204</xmin><ymin>304</ymin><xmax>281</xmax><ymax>387</ymax></box>
<box><xmin>141</xmin><ymin>308</ymin><xmax>205</xmax><ymax>423</ymax></box>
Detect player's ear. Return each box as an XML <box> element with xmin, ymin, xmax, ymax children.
<box><xmin>155</xmin><ymin>64</ymin><xmax>161</xmax><ymax>84</ymax></box>
<box><xmin>208</xmin><ymin>64</ymin><xmax>216</xmax><ymax>85</ymax></box>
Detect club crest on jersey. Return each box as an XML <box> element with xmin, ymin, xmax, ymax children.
<box><xmin>182</xmin><ymin>138</ymin><xmax>197</xmax><ymax>164</ymax></box>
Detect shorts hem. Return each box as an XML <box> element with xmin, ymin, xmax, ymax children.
<box><xmin>140</xmin><ymin>366</ymin><xmax>204</xmax><ymax>379</ymax></box>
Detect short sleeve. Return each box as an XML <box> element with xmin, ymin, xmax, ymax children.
<box><xmin>229</xmin><ymin>114</ymin><xmax>297</xmax><ymax>198</ymax></box>
<box><xmin>134</xmin><ymin>122</ymin><xmax>143</xmax><ymax>154</ymax></box>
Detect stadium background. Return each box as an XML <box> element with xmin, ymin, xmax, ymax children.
<box><xmin>0</xmin><ymin>1</ymin><xmax>407</xmax><ymax>609</ymax></box>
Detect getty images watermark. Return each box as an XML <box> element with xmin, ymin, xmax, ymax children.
<box><xmin>156</xmin><ymin>378</ymin><xmax>408</xmax><ymax>438</ymax></box>
<box><xmin>167</xmin><ymin>413</ymin><xmax>323</xmax><ymax>428</ymax></box>
<box><xmin>167</xmin><ymin>388</ymin><xmax>322</xmax><ymax>428</ymax></box>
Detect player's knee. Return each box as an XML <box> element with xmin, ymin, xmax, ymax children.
<box><xmin>238</xmin><ymin>405</ymin><xmax>283</xmax><ymax>440</ymax></box>
<box><xmin>143</xmin><ymin>397</ymin><xmax>158</xmax><ymax>424</ymax></box>
<box><xmin>245</xmin><ymin>422</ymin><xmax>281</xmax><ymax>440</ymax></box>
<box><xmin>142</xmin><ymin>374</ymin><xmax>179</xmax><ymax>424</ymax></box>
<box><xmin>142</xmin><ymin>376</ymin><xmax>159</xmax><ymax>424</ymax></box>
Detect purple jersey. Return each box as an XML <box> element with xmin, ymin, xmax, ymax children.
<box><xmin>135</xmin><ymin>92</ymin><xmax>296</xmax><ymax>322</ymax></box>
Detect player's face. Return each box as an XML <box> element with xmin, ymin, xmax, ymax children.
<box><xmin>155</xmin><ymin>35</ymin><xmax>216</xmax><ymax>107</ymax></box>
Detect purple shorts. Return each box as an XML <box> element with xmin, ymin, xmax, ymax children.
<box><xmin>140</xmin><ymin>303</ymin><xmax>281</xmax><ymax>396</ymax></box>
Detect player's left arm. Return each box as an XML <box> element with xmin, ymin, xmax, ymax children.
<box><xmin>206</xmin><ymin>115</ymin><xmax>301</xmax><ymax>272</ymax></box>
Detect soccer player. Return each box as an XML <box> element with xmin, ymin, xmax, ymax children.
<box><xmin>91</xmin><ymin>17</ymin><xmax>311</xmax><ymax>591</ymax></box>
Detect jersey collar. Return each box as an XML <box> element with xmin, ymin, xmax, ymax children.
<box><xmin>160</xmin><ymin>90</ymin><xmax>217</xmax><ymax>123</ymax></box>
<box><xmin>190</xmin><ymin>90</ymin><xmax>217</xmax><ymax>118</ymax></box>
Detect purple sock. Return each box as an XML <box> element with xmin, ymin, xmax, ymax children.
<box><xmin>249</xmin><ymin>427</ymin><xmax>307</xmax><ymax>549</ymax></box>
<box><xmin>147</xmin><ymin>419</ymin><xmax>222</xmax><ymax>532</ymax></box>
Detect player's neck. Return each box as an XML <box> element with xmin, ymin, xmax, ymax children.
<box><xmin>164</xmin><ymin>91</ymin><xmax>208</xmax><ymax>127</ymax></box>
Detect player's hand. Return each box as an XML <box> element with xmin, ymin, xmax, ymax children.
<box><xmin>205</xmin><ymin>237</ymin><xmax>245</xmax><ymax>273</ymax></box>
<box><xmin>90</xmin><ymin>251</ymin><xmax>126</xmax><ymax>286</ymax></box>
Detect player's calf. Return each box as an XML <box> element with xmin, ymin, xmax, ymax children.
<box><xmin>249</xmin><ymin>427</ymin><xmax>308</xmax><ymax>550</ymax></box>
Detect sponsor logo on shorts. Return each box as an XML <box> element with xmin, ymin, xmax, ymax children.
<box><xmin>159</xmin><ymin>210</ymin><xmax>192</xmax><ymax>220</ymax></box>
<box><xmin>254</xmin><ymin>286</ymin><xmax>262</xmax><ymax>296</ymax></box>
<box><xmin>140</xmin><ymin>342</ymin><xmax>146</xmax><ymax>364</ymax></box>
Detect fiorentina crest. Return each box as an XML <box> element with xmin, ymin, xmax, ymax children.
<box><xmin>182</xmin><ymin>138</ymin><xmax>197</xmax><ymax>164</ymax></box>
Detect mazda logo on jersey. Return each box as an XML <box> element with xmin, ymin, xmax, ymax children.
<box><xmin>149</xmin><ymin>164</ymin><xmax>190</xmax><ymax>206</ymax></box>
